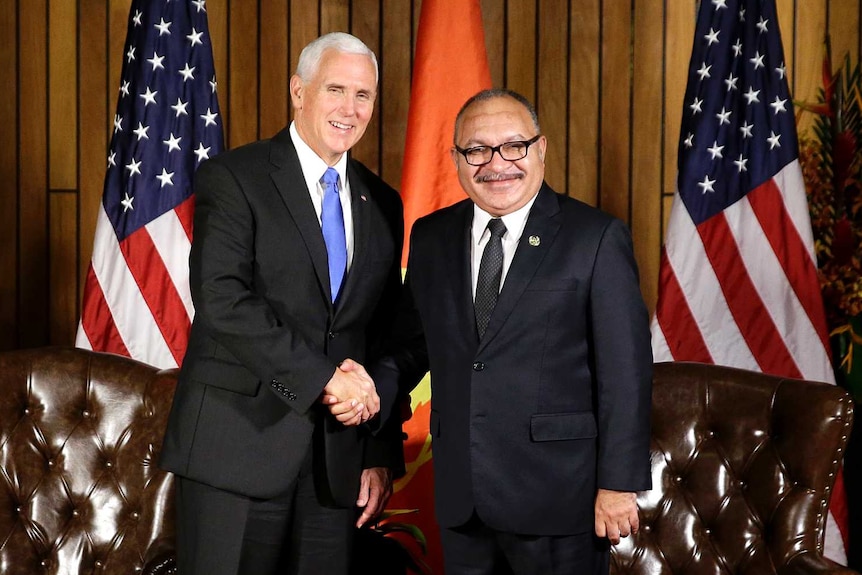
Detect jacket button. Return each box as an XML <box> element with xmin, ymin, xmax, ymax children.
<box><xmin>472</xmin><ymin>362</ymin><xmax>485</xmax><ymax>371</ymax></box>
<box><xmin>328</xmin><ymin>331</ymin><xmax>337</xmax><ymax>340</ymax></box>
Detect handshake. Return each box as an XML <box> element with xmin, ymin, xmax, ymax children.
<box><xmin>320</xmin><ymin>358</ymin><xmax>380</xmax><ymax>426</ymax></box>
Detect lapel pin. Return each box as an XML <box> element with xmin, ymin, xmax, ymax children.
<box><xmin>360</xmin><ymin>194</ymin><xmax>367</xmax><ymax>202</ymax></box>
<box><xmin>528</xmin><ymin>235</ymin><xmax>541</xmax><ymax>246</ymax></box>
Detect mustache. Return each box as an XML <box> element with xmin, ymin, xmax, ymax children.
<box><xmin>474</xmin><ymin>171</ymin><xmax>524</xmax><ymax>183</ymax></box>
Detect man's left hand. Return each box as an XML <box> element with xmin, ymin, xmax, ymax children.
<box><xmin>356</xmin><ymin>467</ymin><xmax>393</xmax><ymax>528</ymax></box>
<box><xmin>594</xmin><ymin>489</ymin><xmax>639</xmax><ymax>545</ymax></box>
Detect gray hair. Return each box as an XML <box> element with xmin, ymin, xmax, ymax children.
<box><xmin>454</xmin><ymin>88</ymin><xmax>541</xmax><ymax>143</ymax></box>
<box><xmin>296</xmin><ymin>32</ymin><xmax>378</xmax><ymax>83</ymax></box>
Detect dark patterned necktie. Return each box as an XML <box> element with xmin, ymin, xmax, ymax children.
<box><xmin>320</xmin><ymin>168</ymin><xmax>346</xmax><ymax>302</ymax></box>
<box><xmin>474</xmin><ymin>218</ymin><xmax>507</xmax><ymax>338</ymax></box>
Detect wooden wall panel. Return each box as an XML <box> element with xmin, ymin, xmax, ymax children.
<box><xmin>537</xmin><ymin>0</ymin><xmax>569</xmax><ymax>193</ymax></box>
<box><xmin>228</xmin><ymin>0</ymin><xmax>258</xmax><ymax>147</ymax></box>
<box><xmin>600</xmin><ymin>0</ymin><xmax>632</xmax><ymax>222</ymax></box>
<box><xmin>49</xmin><ymin>192</ymin><xmax>78</xmax><ymax>345</ymax></box>
<box><xmin>0</xmin><ymin>0</ymin><xmax>17</xmax><ymax>349</ymax></box>
<box><xmin>78</xmin><ymin>0</ymin><xmax>108</xmax><ymax>295</ymax></box>
<box><xmin>481</xmin><ymin>0</ymin><xmax>504</xmax><ymax>87</ymax></box>
<box><xmin>5</xmin><ymin>0</ymin><xmax>860</xmax><ymax>349</ymax></box>
<box><xmin>19</xmin><ymin>0</ymin><xmax>49</xmax><ymax>347</ymax></box>
<box><xmin>795</xmin><ymin>1</ymin><xmax>827</xmax><ymax>134</ymax></box>
<box><xmin>259</xmin><ymin>0</ymin><xmax>289</xmax><ymax>139</ymax></box>
<box><xmin>349</xmin><ymin>0</ymin><xmax>381</xmax><ymax>171</ymax></box>
<box><xmin>831</xmin><ymin>1</ymin><xmax>861</xmax><ymax>79</ymax></box>
<box><xmin>49</xmin><ymin>0</ymin><xmax>77</xmax><ymax>191</ymax></box>
<box><xmin>506</xmin><ymin>1</ymin><xmax>536</xmax><ymax>102</ymax></box>
<box><xmin>631</xmin><ymin>0</ymin><xmax>664</xmax><ymax>318</ymax></box>
<box><xmin>380</xmin><ymin>0</ymin><xmax>412</xmax><ymax>187</ymax></box>
<box><xmin>662</xmin><ymin>1</ymin><xmax>696</xmax><ymax>237</ymax></box>
<box><xmin>568</xmin><ymin>0</ymin><xmax>600</xmax><ymax>206</ymax></box>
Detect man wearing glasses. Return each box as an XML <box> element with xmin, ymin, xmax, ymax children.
<box><xmin>366</xmin><ymin>88</ymin><xmax>653</xmax><ymax>574</ymax></box>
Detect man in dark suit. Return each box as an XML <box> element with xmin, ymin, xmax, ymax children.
<box><xmin>159</xmin><ymin>32</ymin><xmax>404</xmax><ymax>575</ymax></box>
<box><xmin>365</xmin><ymin>89</ymin><xmax>653</xmax><ymax>574</ymax></box>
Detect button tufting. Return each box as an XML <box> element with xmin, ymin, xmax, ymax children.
<box><xmin>131</xmin><ymin>511</ymin><xmax>140</xmax><ymax>519</ymax></box>
<box><xmin>72</xmin><ymin>509</ymin><xmax>79</xmax><ymax>517</ymax></box>
<box><xmin>47</xmin><ymin>460</ymin><xmax>54</xmax><ymax>467</ymax></box>
<box><xmin>82</xmin><ymin>410</ymin><xmax>90</xmax><ymax>418</ymax></box>
<box><xmin>105</xmin><ymin>461</ymin><xmax>113</xmax><ymax>468</ymax></box>
<box><xmin>23</xmin><ymin>408</ymin><xmax>30</xmax><ymax>415</ymax></box>
<box><xmin>95</xmin><ymin>560</ymin><xmax>103</xmax><ymax>568</ymax></box>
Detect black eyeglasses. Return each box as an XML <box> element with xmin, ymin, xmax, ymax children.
<box><xmin>454</xmin><ymin>135</ymin><xmax>542</xmax><ymax>166</ymax></box>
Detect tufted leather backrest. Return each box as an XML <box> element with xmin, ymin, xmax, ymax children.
<box><xmin>0</xmin><ymin>347</ymin><xmax>178</xmax><ymax>575</ymax></box>
<box><xmin>611</xmin><ymin>362</ymin><xmax>856</xmax><ymax>575</ymax></box>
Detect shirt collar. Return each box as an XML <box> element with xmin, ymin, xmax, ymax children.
<box><xmin>471</xmin><ymin>191</ymin><xmax>540</xmax><ymax>246</ymax></box>
<box><xmin>289</xmin><ymin>122</ymin><xmax>348</xmax><ymax>190</ymax></box>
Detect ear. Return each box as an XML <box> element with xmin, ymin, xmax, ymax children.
<box><xmin>450</xmin><ymin>147</ymin><xmax>461</xmax><ymax>168</ymax></box>
<box><xmin>536</xmin><ymin>135</ymin><xmax>548</xmax><ymax>163</ymax></box>
<box><xmin>289</xmin><ymin>75</ymin><xmax>303</xmax><ymax>110</ymax></box>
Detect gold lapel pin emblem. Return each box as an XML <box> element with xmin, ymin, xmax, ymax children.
<box><xmin>528</xmin><ymin>235</ymin><xmax>541</xmax><ymax>246</ymax></box>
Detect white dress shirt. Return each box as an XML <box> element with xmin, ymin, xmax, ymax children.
<box><xmin>289</xmin><ymin>122</ymin><xmax>355</xmax><ymax>269</ymax></box>
<box><xmin>470</xmin><ymin>192</ymin><xmax>540</xmax><ymax>299</ymax></box>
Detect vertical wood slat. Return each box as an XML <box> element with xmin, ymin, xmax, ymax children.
<box><xmin>49</xmin><ymin>192</ymin><xmax>78</xmax><ymax>345</ymax></box>
<box><xmin>568</xmin><ymin>0</ymin><xmax>600</xmax><ymax>205</ymax></box>
<box><xmin>631</xmin><ymin>0</ymin><xmax>665</xmax><ymax>315</ymax></box>
<box><xmin>289</xmin><ymin>0</ymin><xmax>319</xmax><ymax>83</ymax></box>
<box><xmin>321</xmin><ymin>0</ymin><xmax>349</xmax><ymax>33</ymax></box>
<box><xmin>505</xmin><ymin>0</ymin><xmax>536</xmax><ymax>102</ymax></box>
<box><xmin>49</xmin><ymin>0</ymin><xmax>77</xmax><ymax>191</ymax></box>
<box><xmin>662</xmin><ymin>1</ymin><xmax>696</xmax><ymax>242</ymax></box>
<box><xmin>794</xmin><ymin>1</ymin><xmax>827</xmax><ymax>135</ymax></box>
<box><xmin>381</xmin><ymin>0</ymin><xmax>411</xmax><ymax>187</ymax></box>
<box><xmin>78</xmin><ymin>0</ymin><xmax>109</xmax><ymax>304</ymax></box>
<box><xmin>481</xmin><ymin>0</ymin><xmax>504</xmax><ymax>88</ymax></box>
<box><xmin>0</xmin><ymin>0</ymin><xmax>18</xmax><ymax>349</ymax></box>
<box><xmin>259</xmin><ymin>0</ymin><xmax>289</xmax><ymax>139</ymax></box>
<box><xmin>537</xmin><ymin>0</ymin><xmax>568</xmax><ymax>193</ymax></box>
<box><xmin>19</xmin><ymin>0</ymin><xmax>49</xmax><ymax>347</ymax></box>
<box><xmin>599</xmin><ymin>0</ymin><xmax>632</xmax><ymax>221</ymax></box>
<box><xmin>349</xmin><ymin>0</ymin><xmax>381</xmax><ymax>172</ymax></box>
<box><xmin>228</xmin><ymin>1</ymin><xmax>258</xmax><ymax>147</ymax></box>
<box><xmin>830</xmin><ymin>0</ymin><xmax>860</xmax><ymax>79</ymax></box>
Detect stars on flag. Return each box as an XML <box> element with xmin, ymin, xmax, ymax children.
<box><xmin>677</xmin><ymin>0</ymin><xmax>797</xmax><ymax>225</ymax></box>
<box><xmin>103</xmin><ymin>0</ymin><xmax>223</xmax><ymax>241</ymax></box>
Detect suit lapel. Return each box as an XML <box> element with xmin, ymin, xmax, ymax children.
<box><xmin>268</xmin><ymin>129</ymin><xmax>333</xmax><ymax>309</ymax></box>
<box><xmin>334</xmin><ymin>160</ymin><xmax>371</xmax><ymax>315</ymax></box>
<box><xmin>449</xmin><ymin>203</ymin><xmax>477</xmax><ymax>340</ymax></box>
<box><xmin>478</xmin><ymin>184</ymin><xmax>560</xmax><ymax>353</ymax></box>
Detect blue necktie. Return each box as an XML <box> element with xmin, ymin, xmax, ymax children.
<box><xmin>320</xmin><ymin>168</ymin><xmax>347</xmax><ymax>303</ymax></box>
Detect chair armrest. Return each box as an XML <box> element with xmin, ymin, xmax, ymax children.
<box><xmin>783</xmin><ymin>552</ymin><xmax>861</xmax><ymax>575</ymax></box>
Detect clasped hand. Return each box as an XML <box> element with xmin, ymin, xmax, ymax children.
<box><xmin>320</xmin><ymin>359</ymin><xmax>379</xmax><ymax>426</ymax></box>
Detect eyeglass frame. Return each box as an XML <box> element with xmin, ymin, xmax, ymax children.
<box><xmin>453</xmin><ymin>134</ymin><xmax>543</xmax><ymax>166</ymax></box>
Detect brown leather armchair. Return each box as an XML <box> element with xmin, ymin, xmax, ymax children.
<box><xmin>612</xmin><ymin>362</ymin><xmax>857</xmax><ymax>575</ymax></box>
<box><xmin>0</xmin><ymin>347</ymin><xmax>178</xmax><ymax>575</ymax></box>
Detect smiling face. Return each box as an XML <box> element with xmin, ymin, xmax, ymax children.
<box><xmin>452</xmin><ymin>95</ymin><xmax>546</xmax><ymax>216</ymax></box>
<box><xmin>290</xmin><ymin>49</ymin><xmax>377</xmax><ymax>165</ymax></box>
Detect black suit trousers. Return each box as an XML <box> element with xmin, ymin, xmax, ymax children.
<box><xmin>175</xmin><ymin>439</ymin><xmax>354</xmax><ymax>575</ymax></box>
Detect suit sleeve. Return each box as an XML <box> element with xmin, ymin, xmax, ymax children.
<box><xmin>370</xmin><ymin>233</ymin><xmax>431</xmax><ymax>435</ymax></box>
<box><xmin>590</xmin><ymin>218</ymin><xmax>653</xmax><ymax>492</ymax></box>
<box><xmin>189</xmin><ymin>159</ymin><xmax>336</xmax><ymax>414</ymax></box>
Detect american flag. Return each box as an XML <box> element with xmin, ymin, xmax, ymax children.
<box><xmin>76</xmin><ymin>0</ymin><xmax>224</xmax><ymax>369</ymax></box>
<box><xmin>651</xmin><ymin>0</ymin><xmax>848</xmax><ymax>563</ymax></box>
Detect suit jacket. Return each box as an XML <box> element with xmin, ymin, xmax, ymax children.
<box><xmin>377</xmin><ymin>184</ymin><xmax>652</xmax><ymax>535</ymax></box>
<box><xmin>160</xmin><ymin>127</ymin><xmax>404</xmax><ymax>506</ymax></box>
